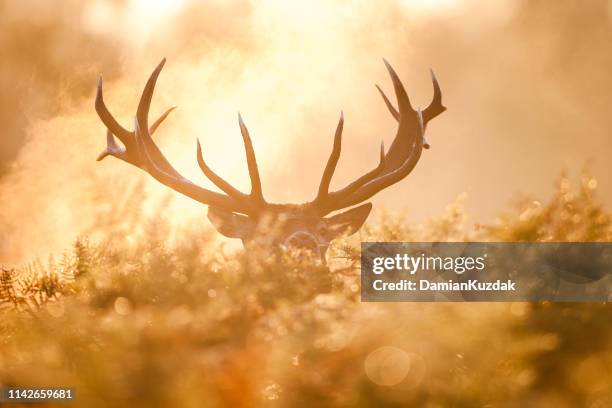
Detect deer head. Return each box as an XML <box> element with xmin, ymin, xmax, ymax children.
<box><xmin>95</xmin><ymin>59</ymin><xmax>445</xmax><ymax>260</ymax></box>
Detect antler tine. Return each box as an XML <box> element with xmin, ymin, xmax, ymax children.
<box><xmin>196</xmin><ymin>139</ymin><xmax>255</xmax><ymax>211</ymax></box>
<box><xmin>422</xmin><ymin>69</ymin><xmax>446</xmax><ymax>125</ymax></box>
<box><xmin>382</xmin><ymin>58</ymin><xmax>413</xmax><ymax>114</ymax></box>
<box><xmin>136</xmin><ymin>58</ymin><xmax>166</xmax><ymax>132</ymax></box>
<box><xmin>96</xmin><ymin>129</ymin><xmax>126</xmax><ymax>162</ymax></box>
<box><xmin>149</xmin><ymin>106</ymin><xmax>177</xmax><ymax>135</ymax></box>
<box><xmin>238</xmin><ymin>113</ymin><xmax>265</xmax><ymax>203</ymax></box>
<box><xmin>96</xmin><ymin>77</ymin><xmax>132</xmax><ymax>146</ymax></box>
<box><xmin>133</xmin><ymin>59</ymin><xmax>184</xmax><ymax>178</ymax></box>
<box><xmin>375</xmin><ymin>84</ymin><xmax>399</xmax><ymax>121</ymax></box>
<box><xmin>315</xmin><ymin>112</ymin><xmax>344</xmax><ymax>201</ymax></box>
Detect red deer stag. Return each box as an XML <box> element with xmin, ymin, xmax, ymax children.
<box><xmin>95</xmin><ymin>59</ymin><xmax>445</xmax><ymax>260</ymax></box>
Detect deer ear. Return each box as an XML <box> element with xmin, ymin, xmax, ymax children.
<box><xmin>207</xmin><ymin>207</ymin><xmax>255</xmax><ymax>239</ymax></box>
<box><xmin>321</xmin><ymin>203</ymin><xmax>372</xmax><ymax>240</ymax></box>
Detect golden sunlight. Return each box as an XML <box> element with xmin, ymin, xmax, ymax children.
<box><xmin>400</xmin><ymin>0</ymin><xmax>459</xmax><ymax>14</ymax></box>
<box><xmin>127</xmin><ymin>0</ymin><xmax>188</xmax><ymax>21</ymax></box>
<box><xmin>83</xmin><ymin>0</ymin><xmax>189</xmax><ymax>41</ymax></box>
<box><xmin>1</xmin><ymin>2</ymin><xmax>612</xmax><ymax>407</ymax></box>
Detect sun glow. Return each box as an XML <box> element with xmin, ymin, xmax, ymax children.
<box><xmin>127</xmin><ymin>0</ymin><xmax>188</xmax><ymax>22</ymax></box>
<box><xmin>400</xmin><ymin>0</ymin><xmax>459</xmax><ymax>15</ymax></box>
<box><xmin>83</xmin><ymin>0</ymin><xmax>188</xmax><ymax>41</ymax></box>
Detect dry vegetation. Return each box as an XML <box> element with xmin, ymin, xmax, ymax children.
<box><xmin>1</xmin><ymin>174</ymin><xmax>611</xmax><ymax>407</ymax></box>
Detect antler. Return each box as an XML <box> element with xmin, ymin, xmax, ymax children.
<box><xmin>312</xmin><ymin>59</ymin><xmax>445</xmax><ymax>215</ymax></box>
<box><xmin>96</xmin><ymin>58</ymin><xmax>443</xmax><ymax>219</ymax></box>
<box><xmin>95</xmin><ymin>58</ymin><xmax>266</xmax><ymax>215</ymax></box>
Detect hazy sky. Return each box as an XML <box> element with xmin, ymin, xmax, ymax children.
<box><xmin>1</xmin><ymin>0</ymin><xmax>611</xmax><ymax>263</ymax></box>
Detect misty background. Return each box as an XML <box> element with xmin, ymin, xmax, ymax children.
<box><xmin>1</xmin><ymin>0</ymin><xmax>611</xmax><ymax>264</ymax></box>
